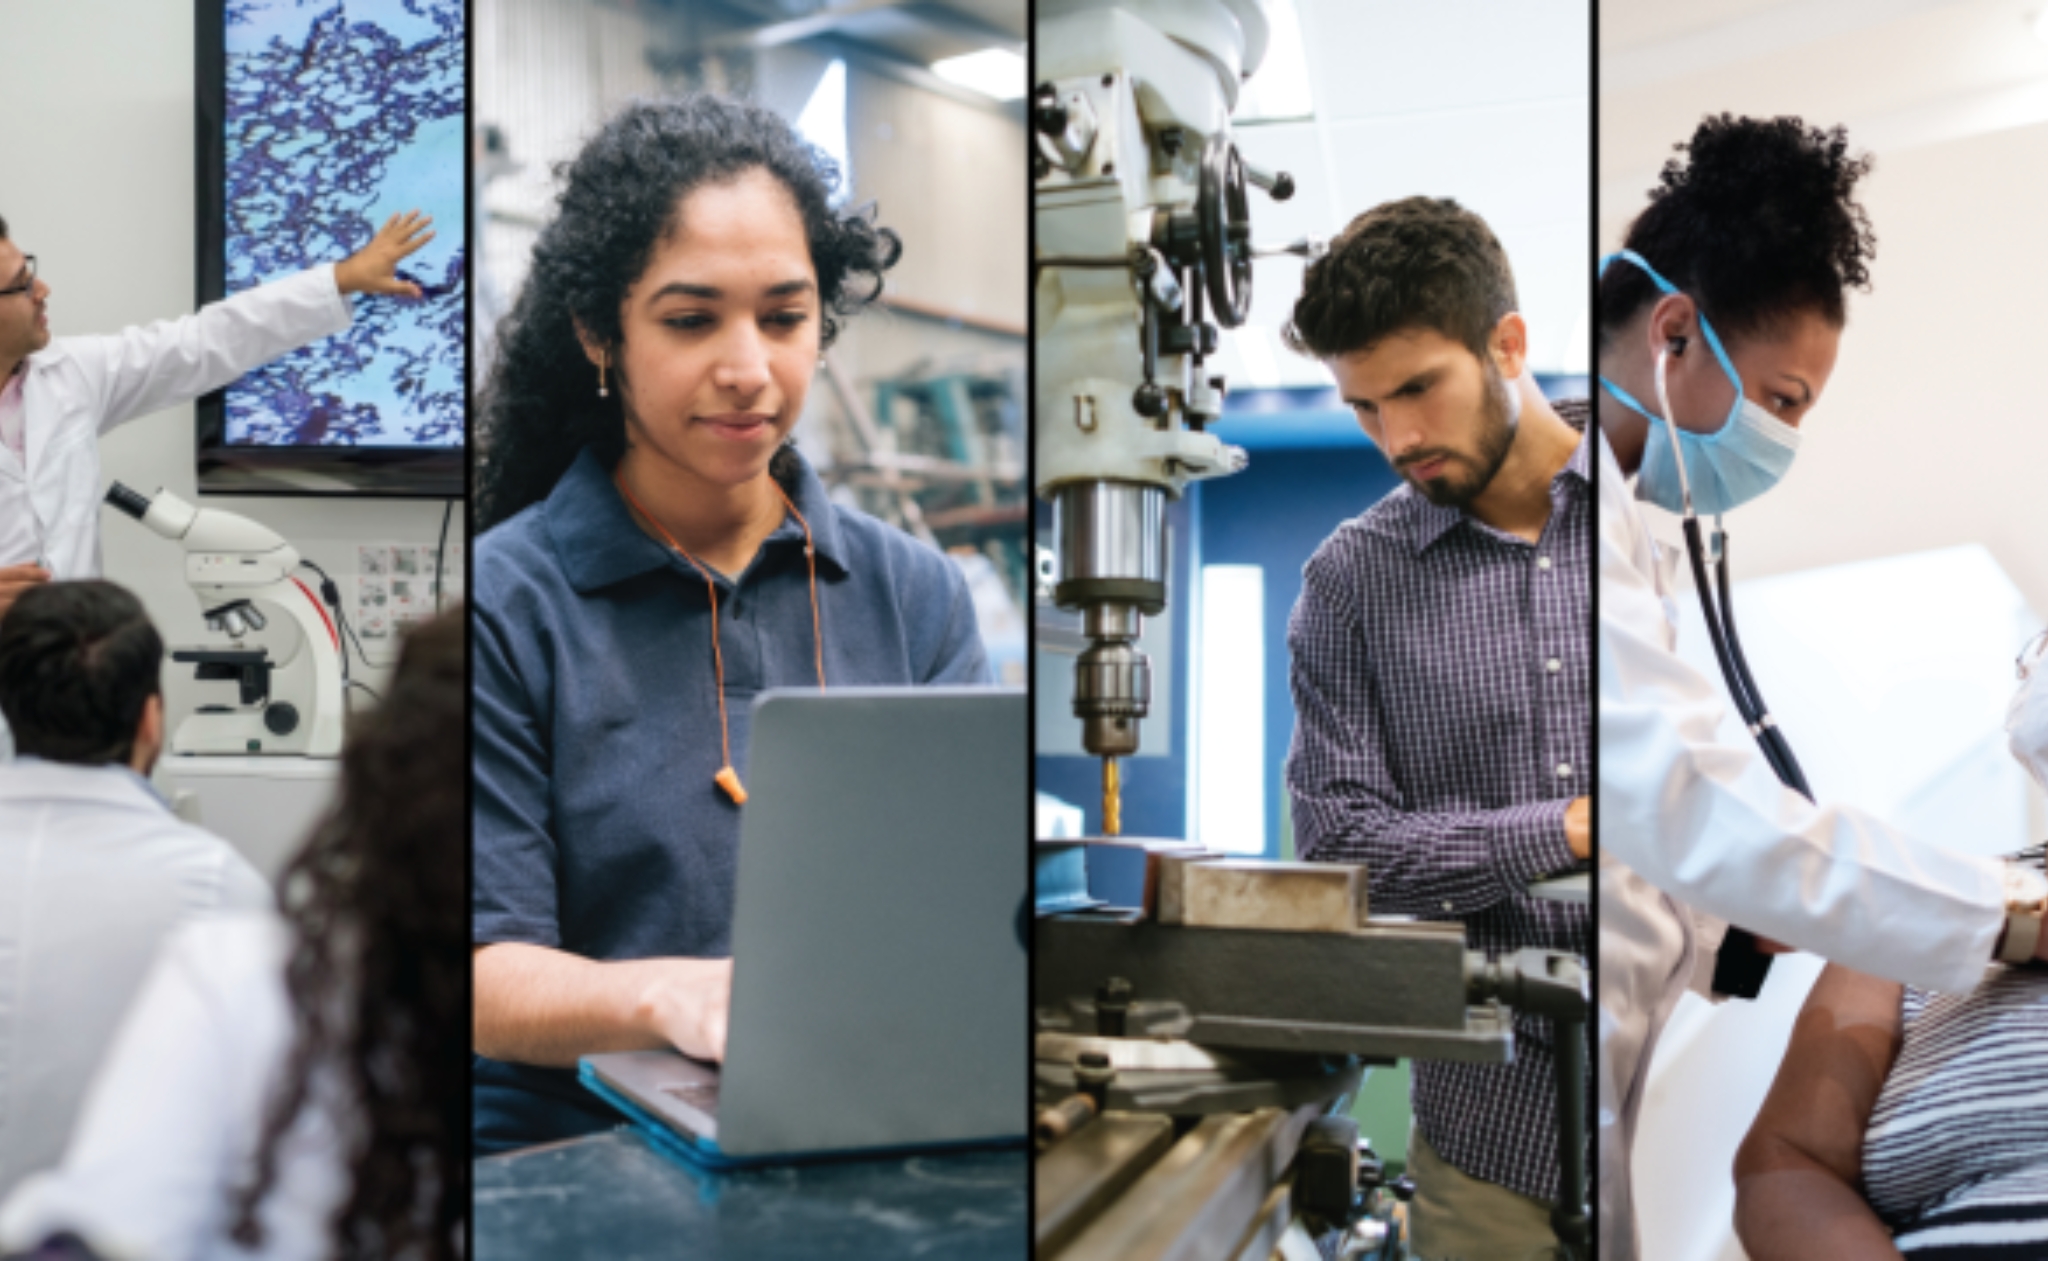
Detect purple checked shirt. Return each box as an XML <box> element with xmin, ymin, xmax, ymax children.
<box><xmin>1285</xmin><ymin>399</ymin><xmax>1592</xmax><ymax>1207</ymax></box>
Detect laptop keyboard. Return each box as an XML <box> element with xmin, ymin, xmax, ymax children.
<box><xmin>661</xmin><ymin>1080</ymin><xmax>721</xmax><ymax>1115</ymax></box>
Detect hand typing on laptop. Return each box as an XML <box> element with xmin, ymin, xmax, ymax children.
<box><xmin>473</xmin><ymin>944</ymin><xmax>734</xmax><ymax>1066</ymax></box>
<box><xmin>639</xmin><ymin>958</ymin><xmax>733</xmax><ymax>1063</ymax></box>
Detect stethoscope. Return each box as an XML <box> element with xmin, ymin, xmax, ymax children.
<box><xmin>1650</xmin><ymin>341</ymin><xmax>1814</xmax><ymax>800</ymax></box>
<box><xmin>1649</xmin><ymin>343</ymin><xmax>1811</xmax><ymax>995</ymax></box>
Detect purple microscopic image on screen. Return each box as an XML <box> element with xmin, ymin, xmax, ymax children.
<box><xmin>221</xmin><ymin>0</ymin><xmax>463</xmax><ymax>448</ymax></box>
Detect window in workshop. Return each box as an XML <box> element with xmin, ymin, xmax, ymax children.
<box><xmin>796</xmin><ymin>58</ymin><xmax>849</xmax><ymax>200</ymax></box>
<box><xmin>1195</xmin><ymin>564</ymin><xmax>1267</xmax><ymax>855</ymax></box>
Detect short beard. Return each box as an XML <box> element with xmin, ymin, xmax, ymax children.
<box><xmin>3</xmin><ymin>331</ymin><xmax>39</xmax><ymax>369</ymax></box>
<box><xmin>1406</xmin><ymin>361</ymin><xmax>1518</xmax><ymax>510</ymax></box>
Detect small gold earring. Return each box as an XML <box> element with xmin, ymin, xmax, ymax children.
<box><xmin>598</xmin><ymin>351</ymin><xmax>609</xmax><ymax>399</ymax></box>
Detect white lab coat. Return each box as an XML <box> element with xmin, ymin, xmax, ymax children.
<box><xmin>0</xmin><ymin>265</ymin><xmax>352</xmax><ymax>579</ymax></box>
<box><xmin>1594</xmin><ymin>425</ymin><xmax>2006</xmax><ymax>1261</ymax></box>
<box><xmin>0</xmin><ymin>914</ymin><xmax>347</xmax><ymax>1261</ymax></box>
<box><xmin>0</xmin><ymin>758</ymin><xmax>270</xmax><ymax>1199</ymax></box>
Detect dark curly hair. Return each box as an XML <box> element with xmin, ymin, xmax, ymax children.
<box><xmin>1600</xmin><ymin>114</ymin><xmax>1875</xmax><ymax>348</ymax></box>
<box><xmin>230</xmin><ymin>608</ymin><xmax>466</xmax><ymax>1260</ymax></box>
<box><xmin>475</xmin><ymin>94</ymin><xmax>901</xmax><ymax>533</ymax></box>
<box><xmin>1283</xmin><ymin>196</ymin><xmax>1517</xmax><ymax>361</ymax></box>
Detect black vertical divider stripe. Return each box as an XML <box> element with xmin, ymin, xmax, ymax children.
<box><xmin>1585</xmin><ymin>0</ymin><xmax>1603</xmax><ymax>1225</ymax></box>
<box><xmin>193</xmin><ymin>2</ymin><xmax>226</xmax><ymax>481</ymax></box>
<box><xmin>461</xmin><ymin>0</ymin><xmax>478</xmax><ymax>1243</ymax></box>
<box><xmin>1022</xmin><ymin>0</ymin><xmax>1040</xmax><ymax>1238</ymax></box>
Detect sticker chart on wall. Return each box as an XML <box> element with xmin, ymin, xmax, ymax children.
<box><xmin>197</xmin><ymin>0</ymin><xmax>465</xmax><ymax>495</ymax></box>
<box><xmin>353</xmin><ymin>541</ymin><xmax>461</xmax><ymax>662</ymax></box>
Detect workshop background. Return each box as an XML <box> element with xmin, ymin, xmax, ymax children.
<box><xmin>1</xmin><ymin>0</ymin><xmax>465</xmax><ymax>877</ymax></box>
<box><xmin>474</xmin><ymin>0</ymin><xmax>1029</xmax><ymax>681</ymax></box>
<box><xmin>1034</xmin><ymin>0</ymin><xmax>1591</xmax><ymax>1178</ymax></box>
<box><xmin>1600</xmin><ymin>3</ymin><xmax>2048</xmax><ymax>1258</ymax></box>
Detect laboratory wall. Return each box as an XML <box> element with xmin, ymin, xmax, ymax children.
<box><xmin>2</xmin><ymin>0</ymin><xmax>461</xmax><ymax>871</ymax></box>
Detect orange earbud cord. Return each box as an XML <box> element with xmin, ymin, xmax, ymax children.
<box><xmin>614</xmin><ymin>468</ymin><xmax>825</xmax><ymax>806</ymax></box>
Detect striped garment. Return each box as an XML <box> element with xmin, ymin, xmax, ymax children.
<box><xmin>1863</xmin><ymin>965</ymin><xmax>2048</xmax><ymax>1257</ymax></box>
<box><xmin>1286</xmin><ymin>400</ymin><xmax>1592</xmax><ymax>1207</ymax></box>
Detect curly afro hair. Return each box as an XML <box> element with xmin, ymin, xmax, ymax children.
<box><xmin>475</xmin><ymin>94</ymin><xmax>901</xmax><ymax>533</ymax></box>
<box><xmin>1283</xmin><ymin>196</ymin><xmax>1517</xmax><ymax>362</ymax></box>
<box><xmin>1600</xmin><ymin>114</ymin><xmax>1875</xmax><ymax>349</ymax></box>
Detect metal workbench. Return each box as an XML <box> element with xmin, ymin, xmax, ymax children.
<box><xmin>474</xmin><ymin>1129</ymin><xmax>1029</xmax><ymax>1259</ymax></box>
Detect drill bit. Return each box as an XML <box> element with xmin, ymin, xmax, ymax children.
<box><xmin>1102</xmin><ymin>756</ymin><xmax>1121</xmax><ymax>837</ymax></box>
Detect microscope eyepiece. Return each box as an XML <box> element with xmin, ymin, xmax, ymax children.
<box><xmin>104</xmin><ymin>482</ymin><xmax>152</xmax><ymax>521</ymax></box>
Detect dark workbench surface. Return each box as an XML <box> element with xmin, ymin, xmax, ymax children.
<box><xmin>474</xmin><ymin>1129</ymin><xmax>1029</xmax><ymax>1259</ymax></box>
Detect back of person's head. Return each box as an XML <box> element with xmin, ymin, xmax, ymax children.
<box><xmin>0</xmin><ymin>1232</ymin><xmax>108</xmax><ymax>1261</ymax></box>
<box><xmin>1284</xmin><ymin>196</ymin><xmax>1518</xmax><ymax>362</ymax></box>
<box><xmin>233</xmin><ymin>606</ymin><xmax>465</xmax><ymax>1260</ymax></box>
<box><xmin>0</xmin><ymin>582</ymin><xmax>162</xmax><ymax>766</ymax></box>
<box><xmin>1599</xmin><ymin>114</ymin><xmax>1876</xmax><ymax>348</ymax></box>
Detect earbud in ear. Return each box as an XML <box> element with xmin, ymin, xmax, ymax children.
<box><xmin>1667</xmin><ymin>335</ymin><xmax>1689</xmax><ymax>357</ymax></box>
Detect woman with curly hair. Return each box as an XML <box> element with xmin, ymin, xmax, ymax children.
<box><xmin>1594</xmin><ymin>115</ymin><xmax>2041</xmax><ymax>1260</ymax></box>
<box><xmin>0</xmin><ymin>609</ymin><xmax>465</xmax><ymax>1261</ymax></box>
<box><xmin>469</xmin><ymin>95</ymin><xmax>989</xmax><ymax>1152</ymax></box>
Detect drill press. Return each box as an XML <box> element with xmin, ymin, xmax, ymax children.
<box><xmin>1034</xmin><ymin>0</ymin><xmax>1297</xmax><ymax>831</ymax></box>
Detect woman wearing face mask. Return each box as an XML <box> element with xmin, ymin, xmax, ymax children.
<box><xmin>1594</xmin><ymin>114</ymin><xmax>2048</xmax><ymax>1260</ymax></box>
<box><xmin>469</xmin><ymin>96</ymin><xmax>990</xmax><ymax>1153</ymax></box>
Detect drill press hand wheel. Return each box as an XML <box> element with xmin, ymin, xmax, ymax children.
<box><xmin>1198</xmin><ymin>132</ymin><xmax>1253</xmax><ymax>328</ymax></box>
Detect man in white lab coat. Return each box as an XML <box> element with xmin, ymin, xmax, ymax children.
<box><xmin>1595</xmin><ymin>115</ymin><xmax>2048</xmax><ymax>1259</ymax></box>
<box><xmin>0</xmin><ymin>580</ymin><xmax>271</xmax><ymax>1195</ymax></box>
<box><xmin>0</xmin><ymin>208</ymin><xmax>433</xmax><ymax>617</ymax></box>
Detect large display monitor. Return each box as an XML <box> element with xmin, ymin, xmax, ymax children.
<box><xmin>195</xmin><ymin>0</ymin><xmax>464</xmax><ymax>496</ymax></box>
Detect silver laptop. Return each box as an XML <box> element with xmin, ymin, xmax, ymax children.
<box><xmin>581</xmin><ymin>686</ymin><xmax>1028</xmax><ymax>1164</ymax></box>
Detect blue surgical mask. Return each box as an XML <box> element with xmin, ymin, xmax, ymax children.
<box><xmin>1596</xmin><ymin>250</ymin><xmax>1802</xmax><ymax>516</ymax></box>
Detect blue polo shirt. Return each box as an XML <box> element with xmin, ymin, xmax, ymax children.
<box><xmin>472</xmin><ymin>446</ymin><xmax>991</xmax><ymax>1152</ymax></box>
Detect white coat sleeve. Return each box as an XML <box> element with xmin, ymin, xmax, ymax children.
<box><xmin>67</xmin><ymin>265</ymin><xmax>353</xmax><ymax>434</ymax></box>
<box><xmin>0</xmin><ymin>920</ymin><xmax>284</xmax><ymax>1260</ymax></box>
<box><xmin>1686</xmin><ymin>909</ymin><xmax>1730</xmax><ymax>1000</ymax></box>
<box><xmin>216</xmin><ymin>847</ymin><xmax>275</xmax><ymax>914</ymax></box>
<box><xmin>1598</xmin><ymin>503</ymin><xmax>2004</xmax><ymax>996</ymax></box>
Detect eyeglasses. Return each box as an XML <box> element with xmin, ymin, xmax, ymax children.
<box><xmin>0</xmin><ymin>256</ymin><xmax>36</xmax><ymax>299</ymax></box>
<box><xmin>2020</xmin><ymin>629</ymin><xmax>2048</xmax><ymax>680</ymax></box>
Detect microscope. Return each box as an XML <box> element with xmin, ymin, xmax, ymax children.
<box><xmin>105</xmin><ymin>483</ymin><xmax>344</xmax><ymax>757</ymax></box>
<box><xmin>1031</xmin><ymin>4</ymin><xmax>1590</xmax><ymax>1255</ymax></box>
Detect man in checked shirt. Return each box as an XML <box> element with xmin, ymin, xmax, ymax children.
<box><xmin>1282</xmin><ymin>197</ymin><xmax>1590</xmax><ymax>1261</ymax></box>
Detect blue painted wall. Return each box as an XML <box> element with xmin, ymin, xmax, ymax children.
<box><xmin>1195</xmin><ymin>447</ymin><xmax>1401</xmax><ymax>857</ymax></box>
